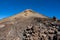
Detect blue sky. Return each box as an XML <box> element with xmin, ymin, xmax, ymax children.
<box><xmin>0</xmin><ymin>0</ymin><xmax>60</xmax><ymax>19</ymax></box>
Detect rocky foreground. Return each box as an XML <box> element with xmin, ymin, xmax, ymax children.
<box><xmin>0</xmin><ymin>9</ymin><xmax>60</xmax><ymax>40</ymax></box>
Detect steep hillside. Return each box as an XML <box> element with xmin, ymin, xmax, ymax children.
<box><xmin>0</xmin><ymin>9</ymin><xmax>48</xmax><ymax>23</ymax></box>
<box><xmin>0</xmin><ymin>9</ymin><xmax>60</xmax><ymax>40</ymax></box>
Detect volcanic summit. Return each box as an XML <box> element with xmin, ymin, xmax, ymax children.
<box><xmin>0</xmin><ymin>9</ymin><xmax>60</xmax><ymax>40</ymax></box>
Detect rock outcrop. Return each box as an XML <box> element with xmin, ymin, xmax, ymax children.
<box><xmin>0</xmin><ymin>9</ymin><xmax>60</xmax><ymax>40</ymax></box>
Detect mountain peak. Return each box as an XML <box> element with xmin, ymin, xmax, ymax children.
<box><xmin>24</xmin><ymin>9</ymin><xmax>33</xmax><ymax>11</ymax></box>
<box><xmin>23</xmin><ymin>9</ymin><xmax>36</xmax><ymax>13</ymax></box>
<box><xmin>0</xmin><ymin>9</ymin><xmax>48</xmax><ymax>22</ymax></box>
<box><xmin>20</xmin><ymin>9</ymin><xmax>48</xmax><ymax>18</ymax></box>
<box><xmin>7</xmin><ymin>9</ymin><xmax>48</xmax><ymax>19</ymax></box>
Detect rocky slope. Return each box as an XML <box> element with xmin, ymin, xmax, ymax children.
<box><xmin>0</xmin><ymin>9</ymin><xmax>60</xmax><ymax>40</ymax></box>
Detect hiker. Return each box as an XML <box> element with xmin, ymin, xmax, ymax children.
<box><xmin>53</xmin><ymin>16</ymin><xmax>57</xmax><ymax>22</ymax></box>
